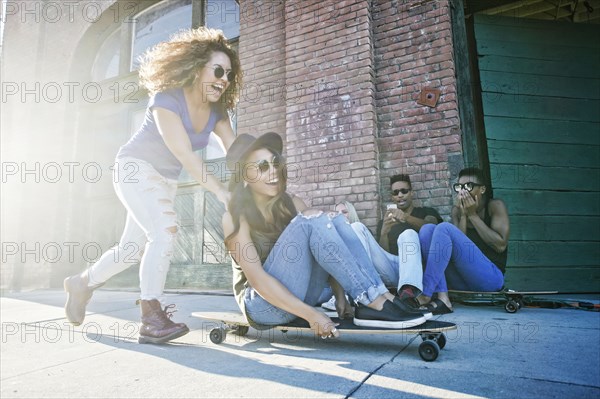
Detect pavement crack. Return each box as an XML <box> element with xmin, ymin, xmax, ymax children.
<box><xmin>514</xmin><ymin>374</ymin><xmax>600</xmax><ymax>390</ymax></box>
<box><xmin>343</xmin><ymin>336</ymin><xmax>418</xmax><ymax>399</ymax></box>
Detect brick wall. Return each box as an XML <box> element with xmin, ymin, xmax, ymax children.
<box><xmin>237</xmin><ymin>0</ymin><xmax>462</xmax><ymax>229</ymax></box>
<box><xmin>373</xmin><ymin>0</ymin><xmax>461</xmax><ymax>218</ymax></box>
<box><xmin>283</xmin><ymin>0</ymin><xmax>380</xmax><ymax>228</ymax></box>
<box><xmin>237</xmin><ymin>1</ymin><xmax>287</xmax><ymax>137</ymax></box>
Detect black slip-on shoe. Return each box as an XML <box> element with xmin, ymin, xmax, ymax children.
<box><xmin>392</xmin><ymin>297</ymin><xmax>433</xmax><ymax>320</ymax></box>
<box><xmin>420</xmin><ymin>298</ymin><xmax>454</xmax><ymax>315</ymax></box>
<box><xmin>353</xmin><ymin>301</ymin><xmax>426</xmax><ymax>329</ymax></box>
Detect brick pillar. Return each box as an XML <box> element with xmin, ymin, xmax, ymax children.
<box><xmin>237</xmin><ymin>1</ymin><xmax>287</xmax><ymax>137</ymax></box>
<box><xmin>373</xmin><ymin>0</ymin><xmax>461</xmax><ymax>217</ymax></box>
<box><xmin>284</xmin><ymin>0</ymin><xmax>380</xmax><ymax>228</ymax></box>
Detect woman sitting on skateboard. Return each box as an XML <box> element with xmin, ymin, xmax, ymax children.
<box><xmin>415</xmin><ymin>167</ymin><xmax>510</xmax><ymax>314</ymax></box>
<box><xmin>223</xmin><ymin>133</ymin><xmax>428</xmax><ymax>339</ymax></box>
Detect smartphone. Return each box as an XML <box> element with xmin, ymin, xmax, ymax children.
<box><xmin>386</xmin><ymin>203</ymin><xmax>397</xmax><ymax>210</ymax></box>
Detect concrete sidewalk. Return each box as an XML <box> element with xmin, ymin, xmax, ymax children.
<box><xmin>1</xmin><ymin>290</ymin><xmax>599</xmax><ymax>399</ymax></box>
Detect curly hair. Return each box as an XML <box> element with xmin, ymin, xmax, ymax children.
<box><xmin>138</xmin><ymin>27</ymin><xmax>241</xmax><ymax>111</ymax></box>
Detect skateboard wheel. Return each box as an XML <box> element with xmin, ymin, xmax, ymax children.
<box><xmin>516</xmin><ymin>299</ymin><xmax>524</xmax><ymax>309</ymax></box>
<box><xmin>437</xmin><ymin>333</ymin><xmax>447</xmax><ymax>350</ymax></box>
<box><xmin>419</xmin><ymin>340</ymin><xmax>440</xmax><ymax>362</ymax></box>
<box><xmin>234</xmin><ymin>325</ymin><xmax>249</xmax><ymax>337</ymax></box>
<box><xmin>209</xmin><ymin>327</ymin><xmax>225</xmax><ymax>344</ymax></box>
<box><xmin>505</xmin><ymin>300</ymin><xmax>519</xmax><ymax>313</ymax></box>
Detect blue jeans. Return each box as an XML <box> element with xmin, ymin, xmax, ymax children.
<box><xmin>350</xmin><ymin>223</ymin><xmax>423</xmax><ymax>292</ymax></box>
<box><xmin>245</xmin><ymin>212</ymin><xmax>389</xmax><ymax>326</ymax></box>
<box><xmin>419</xmin><ymin>222</ymin><xmax>504</xmax><ymax>296</ymax></box>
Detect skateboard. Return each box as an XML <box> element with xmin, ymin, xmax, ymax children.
<box><xmin>192</xmin><ymin>311</ymin><xmax>457</xmax><ymax>362</ymax></box>
<box><xmin>449</xmin><ymin>288</ymin><xmax>558</xmax><ymax>313</ymax></box>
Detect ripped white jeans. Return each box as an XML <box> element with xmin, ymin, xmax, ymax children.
<box><xmin>88</xmin><ymin>157</ymin><xmax>178</xmax><ymax>300</ymax></box>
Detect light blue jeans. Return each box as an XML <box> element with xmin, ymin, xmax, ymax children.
<box><xmin>419</xmin><ymin>222</ymin><xmax>504</xmax><ymax>296</ymax></box>
<box><xmin>245</xmin><ymin>212</ymin><xmax>389</xmax><ymax>326</ymax></box>
<box><xmin>351</xmin><ymin>223</ymin><xmax>424</xmax><ymax>292</ymax></box>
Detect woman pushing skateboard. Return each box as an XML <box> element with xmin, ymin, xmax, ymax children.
<box><xmin>63</xmin><ymin>28</ymin><xmax>241</xmax><ymax>344</ymax></box>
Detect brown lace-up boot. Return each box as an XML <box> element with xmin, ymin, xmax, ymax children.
<box><xmin>64</xmin><ymin>270</ymin><xmax>104</xmax><ymax>326</ymax></box>
<box><xmin>138</xmin><ymin>299</ymin><xmax>189</xmax><ymax>344</ymax></box>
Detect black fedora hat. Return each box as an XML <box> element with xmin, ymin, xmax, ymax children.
<box><xmin>226</xmin><ymin>132</ymin><xmax>283</xmax><ymax>171</ymax></box>
<box><xmin>226</xmin><ymin>132</ymin><xmax>283</xmax><ymax>190</ymax></box>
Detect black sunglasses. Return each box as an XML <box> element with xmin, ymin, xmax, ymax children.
<box><xmin>453</xmin><ymin>182</ymin><xmax>483</xmax><ymax>192</ymax></box>
<box><xmin>251</xmin><ymin>154</ymin><xmax>282</xmax><ymax>173</ymax></box>
<box><xmin>209</xmin><ymin>65</ymin><xmax>234</xmax><ymax>81</ymax></box>
<box><xmin>392</xmin><ymin>188</ymin><xmax>411</xmax><ymax>196</ymax></box>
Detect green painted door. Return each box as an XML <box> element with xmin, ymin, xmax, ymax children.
<box><xmin>474</xmin><ymin>15</ymin><xmax>600</xmax><ymax>292</ymax></box>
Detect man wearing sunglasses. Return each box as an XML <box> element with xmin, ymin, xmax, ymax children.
<box><xmin>415</xmin><ymin>167</ymin><xmax>510</xmax><ymax>315</ymax></box>
<box><xmin>374</xmin><ymin>174</ymin><xmax>442</xmax><ymax>301</ymax></box>
<box><xmin>377</xmin><ymin>174</ymin><xmax>442</xmax><ymax>255</ymax></box>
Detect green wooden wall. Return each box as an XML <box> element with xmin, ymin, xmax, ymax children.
<box><xmin>474</xmin><ymin>15</ymin><xmax>600</xmax><ymax>292</ymax></box>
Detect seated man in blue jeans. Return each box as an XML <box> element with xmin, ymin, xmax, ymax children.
<box><xmin>416</xmin><ymin>167</ymin><xmax>509</xmax><ymax>314</ymax></box>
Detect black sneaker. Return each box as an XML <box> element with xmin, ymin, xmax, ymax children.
<box><xmin>353</xmin><ymin>300</ymin><xmax>426</xmax><ymax>329</ymax></box>
<box><xmin>399</xmin><ymin>295</ymin><xmax>420</xmax><ymax>309</ymax></box>
<box><xmin>392</xmin><ymin>297</ymin><xmax>433</xmax><ymax>320</ymax></box>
